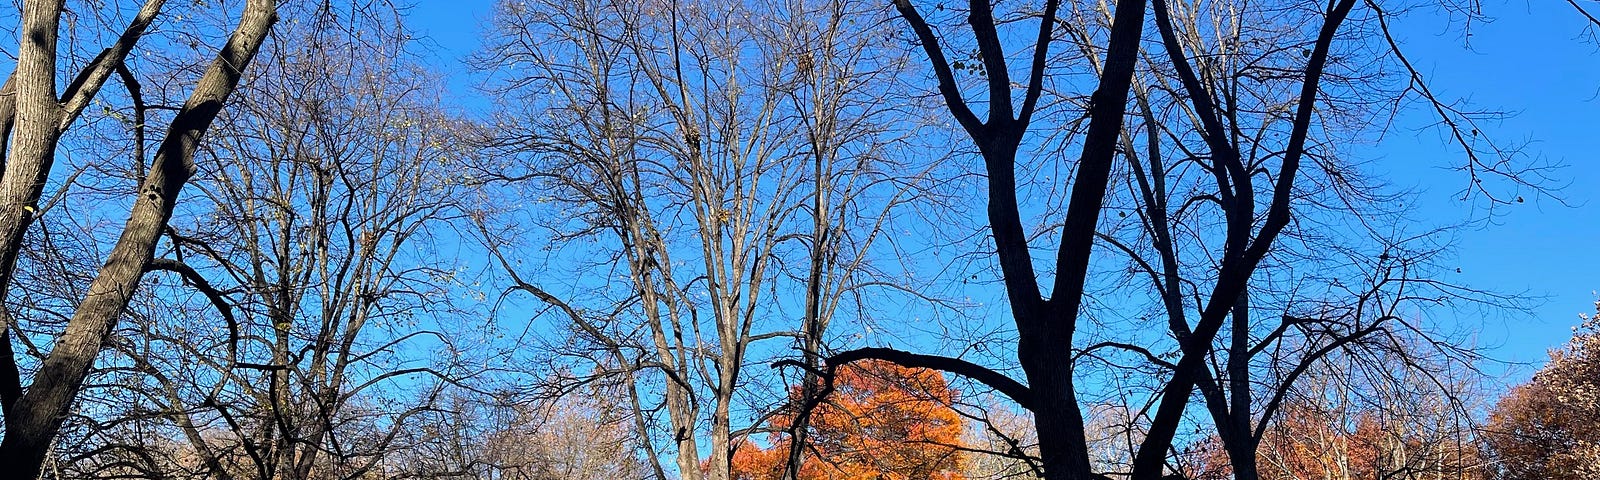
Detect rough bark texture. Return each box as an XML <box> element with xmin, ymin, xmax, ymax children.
<box><xmin>0</xmin><ymin>0</ymin><xmax>67</xmax><ymax>299</ymax></box>
<box><xmin>0</xmin><ymin>0</ymin><xmax>165</xmax><ymax>298</ymax></box>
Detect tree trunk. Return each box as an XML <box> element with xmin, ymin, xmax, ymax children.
<box><xmin>0</xmin><ymin>0</ymin><xmax>66</xmax><ymax>300</ymax></box>
<box><xmin>0</xmin><ymin>1</ymin><xmax>276</xmax><ymax>476</ymax></box>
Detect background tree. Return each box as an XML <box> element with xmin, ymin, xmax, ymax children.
<box><xmin>122</xmin><ymin>9</ymin><xmax>472</xmax><ymax>480</ymax></box>
<box><xmin>959</xmin><ymin>397</ymin><xmax>1044</xmax><ymax>480</ymax></box>
<box><xmin>4</xmin><ymin>3</ymin><xmax>486</xmax><ymax>478</ymax></box>
<box><xmin>1182</xmin><ymin>367</ymin><xmax>1486</xmax><ymax>480</ymax></box>
<box><xmin>1483</xmin><ymin>301</ymin><xmax>1600</xmax><ymax>480</ymax></box>
<box><xmin>472</xmin><ymin>0</ymin><xmax>936</xmax><ymax>478</ymax></box>
<box><xmin>733</xmin><ymin>360</ymin><xmax>966</xmax><ymax>480</ymax></box>
<box><xmin>477</xmin><ymin>383</ymin><xmax>651</xmax><ymax>480</ymax></box>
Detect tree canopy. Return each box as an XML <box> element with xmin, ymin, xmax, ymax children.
<box><xmin>732</xmin><ymin>360</ymin><xmax>967</xmax><ymax>480</ymax></box>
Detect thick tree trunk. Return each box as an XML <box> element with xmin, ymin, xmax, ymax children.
<box><xmin>0</xmin><ymin>1</ymin><xmax>276</xmax><ymax>476</ymax></box>
<box><xmin>1025</xmin><ymin>343</ymin><xmax>1095</xmax><ymax>480</ymax></box>
<box><xmin>0</xmin><ymin>0</ymin><xmax>163</xmax><ymax>296</ymax></box>
<box><xmin>0</xmin><ymin>0</ymin><xmax>66</xmax><ymax>299</ymax></box>
<box><xmin>878</xmin><ymin>0</ymin><xmax>1144</xmax><ymax>477</ymax></box>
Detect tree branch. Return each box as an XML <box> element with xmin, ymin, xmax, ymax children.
<box><xmin>58</xmin><ymin>0</ymin><xmax>167</xmax><ymax>130</ymax></box>
<box><xmin>788</xmin><ymin>347</ymin><xmax>1033</xmax><ymax>410</ymax></box>
<box><xmin>892</xmin><ymin>0</ymin><xmax>983</xmax><ymax>133</ymax></box>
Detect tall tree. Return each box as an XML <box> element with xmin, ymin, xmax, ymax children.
<box><xmin>816</xmin><ymin>1</ymin><xmax>1146</xmax><ymax>478</ymax></box>
<box><xmin>815</xmin><ymin>0</ymin><xmax>1547</xmax><ymax>479</ymax></box>
<box><xmin>473</xmin><ymin>0</ymin><xmax>933</xmax><ymax>478</ymax></box>
<box><xmin>76</xmin><ymin>6</ymin><xmax>477</xmax><ymax>479</ymax></box>
<box><xmin>0</xmin><ymin>0</ymin><xmax>278</xmax><ymax>476</ymax></box>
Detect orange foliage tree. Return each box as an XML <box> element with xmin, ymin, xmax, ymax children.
<box><xmin>1483</xmin><ymin>302</ymin><xmax>1600</xmax><ymax>480</ymax></box>
<box><xmin>732</xmin><ymin>360</ymin><xmax>966</xmax><ymax>479</ymax></box>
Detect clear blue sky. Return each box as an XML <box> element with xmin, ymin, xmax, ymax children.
<box><xmin>1371</xmin><ymin>0</ymin><xmax>1600</xmax><ymax>382</ymax></box>
<box><xmin>406</xmin><ymin>0</ymin><xmax>1599</xmax><ymax>386</ymax></box>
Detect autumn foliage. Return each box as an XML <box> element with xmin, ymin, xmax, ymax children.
<box><xmin>731</xmin><ymin>360</ymin><xmax>966</xmax><ymax>480</ymax></box>
<box><xmin>1184</xmin><ymin>400</ymin><xmax>1483</xmax><ymax>480</ymax></box>
<box><xmin>1483</xmin><ymin>302</ymin><xmax>1600</xmax><ymax>480</ymax></box>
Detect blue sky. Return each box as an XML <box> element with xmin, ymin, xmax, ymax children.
<box><xmin>407</xmin><ymin>0</ymin><xmax>1599</xmax><ymax>386</ymax></box>
<box><xmin>1371</xmin><ymin>0</ymin><xmax>1600</xmax><ymax>381</ymax></box>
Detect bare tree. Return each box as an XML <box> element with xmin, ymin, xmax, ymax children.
<box><xmin>1114</xmin><ymin>0</ymin><xmax>1538</xmax><ymax>477</ymax></box>
<box><xmin>811</xmin><ymin>0</ymin><xmax>1144</xmax><ymax>476</ymax></box>
<box><xmin>811</xmin><ymin>1</ymin><xmax>1550</xmax><ymax>480</ymax></box>
<box><xmin>101</xmin><ymin>9</ymin><xmax>475</xmax><ymax>479</ymax></box>
<box><xmin>471</xmin><ymin>0</ymin><xmax>937</xmax><ymax>478</ymax></box>
<box><xmin>960</xmin><ymin>396</ymin><xmax>1044</xmax><ymax>480</ymax></box>
<box><xmin>0</xmin><ymin>3</ymin><xmax>482</xmax><ymax>478</ymax></box>
<box><xmin>0</xmin><ymin>0</ymin><xmax>278</xmax><ymax>476</ymax></box>
<box><xmin>1177</xmin><ymin>364</ymin><xmax>1487</xmax><ymax>480</ymax></box>
<box><xmin>483</xmin><ymin>381</ymin><xmax>653</xmax><ymax>480</ymax></box>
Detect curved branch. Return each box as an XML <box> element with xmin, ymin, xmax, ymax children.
<box><xmin>1077</xmin><ymin>341</ymin><xmax>1174</xmax><ymax>370</ymax></box>
<box><xmin>145</xmin><ymin>258</ymin><xmax>241</xmax><ymax>366</ymax></box>
<box><xmin>1253</xmin><ymin>315</ymin><xmax>1394</xmax><ymax>441</ymax></box>
<box><xmin>813</xmin><ymin>347</ymin><xmax>1032</xmax><ymax>410</ymax></box>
